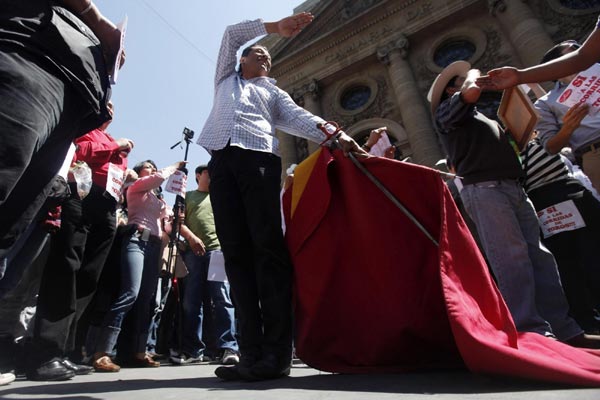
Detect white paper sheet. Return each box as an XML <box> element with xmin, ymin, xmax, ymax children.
<box><xmin>110</xmin><ymin>16</ymin><xmax>128</xmax><ymax>85</ymax></box>
<box><xmin>207</xmin><ymin>250</ymin><xmax>228</xmax><ymax>283</ymax></box>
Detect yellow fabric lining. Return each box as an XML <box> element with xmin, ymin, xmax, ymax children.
<box><xmin>290</xmin><ymin>148</ymin><xmax>322</xmax><ymax>218</ymax></box>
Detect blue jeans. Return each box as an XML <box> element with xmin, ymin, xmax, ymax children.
<box><xmin>460</xmin><ymin>180</ymin><xmax>582</xmax><ymax>340</ymax></box>
<box><xmin>181</xmin><ymin>250</ymin><xmax>237</xmax><ymax>358</ymax></box>
<box><xmin>89</xmin><ymin>230</ymin><xmax>160</xmax><ymax>355</ymax></box>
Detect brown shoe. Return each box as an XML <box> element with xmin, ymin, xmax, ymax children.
<box><xmin>93</xmin><ymin>355</ymin><xmax>121</xmax><ymax>372</ymax></box>
<box><xmin>126</xmin><ymin>354</ymin><xmax>160</xmax><ymax>368</ymax></box>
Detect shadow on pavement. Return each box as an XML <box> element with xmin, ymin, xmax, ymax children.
<box><xmin>0</xmin><ymin>368</ymin><xmax>570</xmax><ymax>399</ymax></box>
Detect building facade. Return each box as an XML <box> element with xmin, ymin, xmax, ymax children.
<box><xmin>261</xmin><ymin>0</ymin><xmax>598</xmax><ymax>173</ymax></box>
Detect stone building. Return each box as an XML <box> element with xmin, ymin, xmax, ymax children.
<box><xmin>260</xmin><ymin>0</ymin><xmax>598</xmax><ymax>173</ymax></box>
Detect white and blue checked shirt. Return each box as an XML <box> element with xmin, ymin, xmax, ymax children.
<box><xmin>197</xmin><ymin>19</ymin><xmax>327</xmax><ymax>156</ymax></box>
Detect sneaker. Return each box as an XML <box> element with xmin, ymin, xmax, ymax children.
<box><xmin>170</xmin><ymin>353</ymin><xmax>205</xmax><ymax>365</ymax></box>
<box><xmin>0</xmin><ymin>373</ymin><xmax>15</xmax><ymax>386</ymax></box>
<box><xmin>221</xmin><ymin>349</ymin><xmax>239</xmax><ymax>365</ymax></box>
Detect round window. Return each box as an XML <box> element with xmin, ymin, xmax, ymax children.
<box><xmin>559</xmin><ymin>0</ymin><xmax>600</xmax><ymax>9</ymax></box>
<box><xmin>340</xmin><ymin>86</ymin><xmax>372</xmax><ymax>111</ymax></box>
<box><xmin>433</xmin><ymin>40</ymin><xmax>476</xmax><ymax>68</ymax></box>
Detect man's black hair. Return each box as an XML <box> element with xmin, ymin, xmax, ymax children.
<box><xmin>440</xmin><ymin>76</ymin><xmax>459</xmax><ymax>104</ymax></box>
<box><xmin>541</xmin><ymin>40</ymin><xmax>581</xmax><ymax>65</ymax></box>
<box><xmin>195</xmin><ymin>165</ymin><xmax>208</xmax><ymax>184</ymax></box>
<box><xmin>238</xmin><ymin>44</ymin><xmax>267</xmax><ymax>75</ymax></box>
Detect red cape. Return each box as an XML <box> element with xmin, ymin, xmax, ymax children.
<box><xmin>283</xmin><ymin>148</ymin><xmax>600</xmax><ymax>386</ymax></box>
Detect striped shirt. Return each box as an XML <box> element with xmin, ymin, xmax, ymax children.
<box><xmin>197</xmin><ymin>19</ymin><xmax>327</xmax><ymax>156</ymax></box>
<box><xmin>521</xmin><ymin>139</ymin><xmax>570</xmax><ymax>192</ymax></box>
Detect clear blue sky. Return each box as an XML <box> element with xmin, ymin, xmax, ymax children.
<box><xmin>95</xmin><ymin>0</ymin><xmax>305</xmax><ymax>202</ymax></box>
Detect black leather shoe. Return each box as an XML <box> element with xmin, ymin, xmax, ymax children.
<box><xmin>245</xmin><ymin>354</ymin><xmax>291</xmax><ymax>381</ymax></box>
<box><xmin>61</xmin><ymin>358</ymin><xmax>94</xmax><ymax>375</ymax></box>
<box><xmin>214</xmin><ymin>352</ymin><xmax>258</xmax><ymax>381</ymax></box>
<box><xmin>26</xmin><ymin>358</ymin><xmax>75</xmax><ymax>381</ymax></box>
<box><xmin>215</xmin><ymin>365</ymin><xmax>244</xmax><ymax>381</ymax></box>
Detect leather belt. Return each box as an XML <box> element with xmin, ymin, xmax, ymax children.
<box><xmin>576</xmin><ymin>140</ymin><xmax>600</xmax><ymax>156</ymax></box>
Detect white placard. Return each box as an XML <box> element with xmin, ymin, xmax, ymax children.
<box><xmin>110</xmin><ymin>16</ymin><xmax>128</xmax><ymax>85</ymax></box>
<box><xmin>207</xmin><ymin>250</ymin><xmax>228</xmax><ymax>283</ymax></box>
<box><xmin>536</xmin><ymin>200</ymin><xmax>586</xmax><ymax>238</ymax></box>
<box><xmin>369</xmin><ymin>132</ymin><xmax>393</xmax><ymax>157</ymax></box>
<box><xmin>165</xmin><ymin>170</ymin><xmax>187</xmax><ymax>196</ymax></box>
<box><xmin>557</xmin><ymin>63</ymin><xmax>600</xmax><ymax>114</ymax></box>
<box><xmin>106</xmin><ymin>163</ymin><xmax>125</xmax><ymax>201</ymax></box>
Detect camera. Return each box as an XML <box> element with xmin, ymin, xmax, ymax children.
<box><xmin>183</xmin><ymin>127</ymin><xmax>195</xmax><ymax>140</ymax></box>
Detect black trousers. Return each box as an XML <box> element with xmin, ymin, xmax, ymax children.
<box><xmin>208</xmin><ymin>146</ymin><xmax>292</xmax><ymax>362</ymax></box>
<box><xmin>528</xmin><ymin>180</ymin><xmax>600</xmax><ymax>331</ymax></box>
<box><xmin>0</xmin><ymin>49</ymin><xmax>88</xmax><ymax>262</ymax></box>
<box><xmin>29</xmin><ymin>187</ymin><xmax>117</xmax><ymax>364</ymax></box>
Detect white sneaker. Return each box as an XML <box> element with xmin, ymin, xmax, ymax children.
<box><xmin>221</xmin><ymin>349</ymin><xmax>240</xmax><ymax>365</ymax></box>
<box><xmin>0</xmin><ymin>373</ymin><xmax>16</xmax><ymax>386</ymax></box>
<box><xmin>170</xmin><ymin>353</ymin><xmax>204</xmax><ymax>365</ymax></box>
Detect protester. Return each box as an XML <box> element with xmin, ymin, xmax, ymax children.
<box><xmin>171</xmin><ymin>165</ymin><xmax>239</xmax><ymax>366</ymax></box>
<box><xmin>196</xmin><ymin>12</ymin><xmax>364</xmax><ymax>381</ymax></box>
<box><xmin>24</xmin><ymin>104</ymin><xmax>132</xmax><ymax>381</ymax></box>
<box><xmin>511</xmin><ymin>42</ymin><xmax>600</xmax><ymax>194</ymax></box>
<box><xmin>429</xmin><ymin>60</ymin><xmax>599</xmax><ymax>348</ymax></box>
<box><xmin>0</xmin><ymin>0</ymin><xmax>123</xmax><ymax>272</ymax></box>
<box><xmin>522</xmin><ymin>135</ymin><xmax>600</xmax><ymax>333</ymax></box>
<box><xmin>86</xmin><ymin>160</ymin><xmax>184</xmax><ymax>372</ymax></box>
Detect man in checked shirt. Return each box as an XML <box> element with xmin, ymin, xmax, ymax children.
<box><xmin>196</xmin><ymin>13</ymin><xmax>364</xmax><ymax>381</ymax></box>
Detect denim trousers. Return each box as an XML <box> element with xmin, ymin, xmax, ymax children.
<box><xmin>460</xmin><ymin>179</ymin><xmax>582</xmax><ymax>340</ymax></box>
<box><xmin>180</xmin><ymin>250</ymin><xmax>237</xmax><ymax>358</ymax></box>
<box><xmin>90</xmin><ymin>231</ymin><xmax>160</xmax><ymax>355</ymax></box>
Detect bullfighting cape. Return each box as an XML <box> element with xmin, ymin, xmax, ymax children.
<box><xmin>282</xmin><ymin>147</ymin><xmax>600</xmax><ymax>386</ymax></box>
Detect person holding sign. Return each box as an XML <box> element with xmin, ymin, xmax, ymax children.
<box><xmin>428</xmin><ymin>60</ymin><xmax>600</xmax><ymax>349</ymax></box>
<box><xmin>521</xmin><ymin>133</ymin><xmax>600</xmax><ymax>333</ymax></box>
<box><xmin>170</xmin><ymin>165</ymin><xmax>239</xmax><ymax>366</ymax></box>
<box><xmin>531</xmin><ymin>41</ymin><xmax>600</xmax><ymax>192</ymax></box>
<box><xmin>25</xmin><ymin>104</ymin><xmax>133</xmax><ymax>381</ymax></box>
<box><xmin>86</xmin><ymin>159</ymin><xmax>185</xmax><ymax>373</ymax></box>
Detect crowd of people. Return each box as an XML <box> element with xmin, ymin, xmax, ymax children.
<box><xmin>1</xmin><ymin>0</ymin><xmax>600</xmax><ymax>387</ymax></box>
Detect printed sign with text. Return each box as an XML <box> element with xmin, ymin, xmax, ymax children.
<box><xmin>557</xmin><ymin>63</ymin><xmax>600</xmax><ymax>114</ymax></box>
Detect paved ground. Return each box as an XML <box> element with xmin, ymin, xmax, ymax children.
<box><xmin>1</xmin><ymin>360</ymin><xmax>599</xmax><ymax>400</ymax></box>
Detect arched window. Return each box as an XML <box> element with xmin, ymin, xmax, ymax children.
<box><xmin>433</xmin><ymin>40</ymin><xmax>476</xmax><ymax>68</ymax></box>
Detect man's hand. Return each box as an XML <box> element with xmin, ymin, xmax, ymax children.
<box><xmin>476</xmin><ymin>67</ymin><xmax>520</xmax><ymax>91</ymax></box>
<box><xmin>563</xmin><ymin>102</ymin><xmax>589</xmax><ymax>133</ymax></box>
<box><xmin>365</xmin><ymin>127</ymin><xmax>388</xmax><ymax>149</ymax></box>
<box><xmin>115</xmin><ymin>138</ymin><xmax>134</xmax><ymax>152</ymax></box>
<box><xmin>266</xmin><ymin>12</ymin><xmax>314</xmax><ymax>37</ymax></box>
<box><xmin>188</xmin><ymin>236</ymin><xmax>206</xmax><ymax>257</ymax></box>
<box><xmin>337</xmin><ymin>131</ymin><xmax>367</xmax><ymax>158</ymax></box>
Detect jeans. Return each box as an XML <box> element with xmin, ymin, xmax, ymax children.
<box><xmin>89</xmin><ymin>230</ymin><xmax>160</xmax><ymax>355</ymax></box>
<box><xmin>180</xmin><ymin>250</ymin><xmax>237</xmax><ymax>358</ymax></box>
<box><xmin>460</xmin><ymin>179</ymin><xmax>582</xmax><ymax>340</ymax></box>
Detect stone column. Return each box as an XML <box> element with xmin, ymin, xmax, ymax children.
<box><xmin>298</xmin><ymin>80</ymin><xmax>322</xmax><ymax>155</ymax></box>
<box><xmin>488</xmin><ymin>0</ymin><xmax>554</xmax><ymax>67</ymax></box>
<box><xmin>378</xmin><ymin>35</ymin><xmax>442</xmax><ymax>166</ymax></box>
